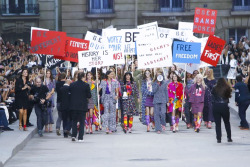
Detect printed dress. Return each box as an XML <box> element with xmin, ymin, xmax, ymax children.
<box><xmin>121</xmin><ymin>81</ymin><xmax>139</xmax><ymax>116</ymax></box>
<box><xmin>167</xmin><ymin>82</ymin><xmax>183</xmax><ymax>113</ymax></box>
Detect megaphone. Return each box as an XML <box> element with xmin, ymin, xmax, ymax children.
<box><xmin>157</xmin><ymin>75</ymin><xmax>163</xmax><ymax>82</ymax></box>
<box><xmin>122</xmin><ymin>92</ymin><xmax>128</xmax><ymax>100</ymax></box>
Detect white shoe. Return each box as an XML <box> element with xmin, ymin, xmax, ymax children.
<box><xmin>78</xmin><ymin>140</ymin><xmax>84</xmax><ymax>143</ymax></box>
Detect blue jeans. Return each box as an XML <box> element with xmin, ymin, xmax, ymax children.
<box><xmin>0</xmin><ymin>109</ymin><xmax>8</xmax><ymax>128</ymax></box>
<box><xmin>239</xmin><ymin>100</ymin><xmax>250</xmax><ymax>128</ymax></box>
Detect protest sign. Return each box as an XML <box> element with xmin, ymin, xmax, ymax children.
<box><xmin>30</xmin><ymin>30</ymin><xmax>66</xmax><ymax>56</ymax></box>
<box><xmin>102</xmin><ymin>29</ymin><xmax>125</xmax><ymax>64</ymax></box>
<box><xmin>30</xmin><ymin>27</ymin><xmax>49</xmax><ymax>41</ymax></box>
<box><xmin>78</xmin><ymin>50</ymin><xmax>114</xmax><ymax>68</ymax></box>
<box><xmin>173</xmin><ymin>41</ymin><xmax>201</xmax><ymax>64</ymax></box>
<box><xmin>85</xmin><ymin>31</ymin><xmax>104</xmax><ymax>50</ymax></box>
<box><xmin>54</xmin><ymin>37</ymin><xmax>89</xmax><ymax>63</ymax></box>
<box><xmin>136</xmin><ymin>38</ymin><xmax>173</xmax><ymax>69</ymax></box>
<box><xmin>193</xmin><ymin>7</ymin><xmax>217</xmax><ymax>35</ymax></box>
<box><xmin>137</xmin><ymin>22</ymin><xmax>158</xmax><ymax>39</ymax></box>
<box><xmin>168</xmin><ymin>30</ymin><xmax>193</xmax><ymax>42</ymax></box>
<box><xmin>121</xmin><ymin>29</ymin><xmax>145</xmax><ymax>55</ymax></box>
<box><xmin>200</xmin><ymin>35</ymin><xmax>226</xmax><ymax>67</ymax></box>
<box><xmin>158</xmin><ymin>27</ymin><xmax>177</xmax><ymax>39</ymax></box>
<box><xmin>178</xmin><ymin>22</ymin><xmax>194</xmax><ymax>32</ymax></box>
<box><xmin>38</xmin><ymin>54</ymin><xmax>64</xmax><ymax>69</ymax></box>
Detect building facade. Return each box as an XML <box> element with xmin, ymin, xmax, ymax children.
<box><xmin>1</xmin><ymin>0</ymin><xmax>250</xmax><ymax>43</ymax></box>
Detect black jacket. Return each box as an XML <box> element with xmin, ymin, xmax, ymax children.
<box><xmin>56</xmin><ymin>81</ymin><xmax>65</xmax><ymax>103</ymax></box>
<box><xmin>69</xmin><ymin>80</ymin><xmax>91</xmax><ymax>112</ymax></box>
<box><xmin>15</xmin><ymin>77</ymin><xmax>30</xmax><ymax>109</ymax></box>
<box><xmin>211</xmin><ymin>88</ymin><xmax>229</xmax><ymax>104</ymax></box>
<box><xmin>60</xmin><ymin>84</ymin><xmax>70</xmax><ymax>111</ymax></box>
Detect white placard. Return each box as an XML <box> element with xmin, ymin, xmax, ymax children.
<box><xmin>121</xmin><ymin>29</ymin><xmax>145</xmax><ymax>55</ymax></box>
<box><xmin>136</xmin><ymin>38</ymin><xmax>173</xmax><ymax>69</ymax></box>
<box><xmin>85</xmin><ymin>31</ymin><xmax>105</xmax><ymax>51</ymax></box>
<box><xmin>168</xmin><ymin>30</ymin><xmax>193</xmax><ymax>42</ymax></box>
<box><xmin>178</xmin><ymin>22</ymin><xmax>194</xmax><ymax>32</ymax></box>
<box><xmin>137</xmin><ymin>21</ymin><xmax>159</xmax><ymax>39</ymax></box>
<box><xmin>158</xmin><ymin>27</ymin><xmax>177</xmax><ymax>39</ymax></box>
<box><xmin>102</xmin><ymin>29</ymin><xmax>125</xmax><ymax>65</ymax></box>
<box><xmin>78</xmin><ymin>50</ymin><xmax>114</xmax><ymax>68</ymax></box>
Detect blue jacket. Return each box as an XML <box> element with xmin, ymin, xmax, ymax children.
<box><xmin>235</xmin><ymin>82</ymin><xmax>250</xmax><ymax>103</ymax></box>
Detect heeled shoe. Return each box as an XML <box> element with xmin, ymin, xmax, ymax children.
<box><xmin>23</xmin><ymin>125</ymin><xmax>28</xmax><ymax>131</ymax></box>
<box><xmin>19</xmin><ymin>125</ymin><xmax>22</xmax><ymax>130</ymax></box>
<box><xmin>147</xmin><ymin>125</ymin><xmax>150</xmax><ymax>132</ymax></box>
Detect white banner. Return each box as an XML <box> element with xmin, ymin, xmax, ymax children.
<box><xmin>158</xmin><ymin>27</ymin><xmax>176</xmax><ymax>39</ymax></box>
<box><xmin>85</xmin><ymin>31</ymin><xmax>104</xmax><ymax>51</ymax></box>
<box><xmin>136</xmin><ymin>38</ymin><xmax>173</xmax><ymax>69</ymax></box>
<box><xmin>102</xmin><ymin>29</ymin><xmax>125</xmax><ymax>65</ymax></box>
<box><xmin>121</xmin><ymin>29</ymin><xmax>145</xmax><ymax>55</ymax></box>
<box><xmin>168</xmin><ymin>30</ymin><xmax>193</xmax><ymax>42</ymax></box>
<box><xmin>137</xmin><ymin>21</ymin><xmax>159</xmax><ymax>39</ymax></box>
<box><xmin>178</xmin><ymin>22</ymin><xmax>194</xmax><ymax>32</ymax></box>
<box><xmin>78</xmin><ymin>50</ymin><xmax>113</xmax><ymax>68</ymax></box>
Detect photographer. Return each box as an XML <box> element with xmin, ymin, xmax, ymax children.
<box><xmin>30</xmin><ymin>77</ymin><xmax>52</xmax><ymax>137</ymax></box>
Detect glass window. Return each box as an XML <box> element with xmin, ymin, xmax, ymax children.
<box><xmin>160</xmin><ymin>0</ymin><xmax>184</xmax><ymax>12</ymax></box>
<box><xmin>229</xmin><ymin>28</ymin><xmax>247</xmax><ymax>42</ymax></box>
<box><xmin>89</xmin><ymin>0</ymin><xmax>113</xmax><ymax>14</ymax></box>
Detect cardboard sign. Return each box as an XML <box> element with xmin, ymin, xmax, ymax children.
<box><xmin>78</xmin><ymin>50</ymin><xmax>114</xmax><ymax>68</ymax></box>
<box><xmin>136</xmin><ymin>38</ymin><xmax>173</xmax><ymax>69</ymax></box>
<box><xmin>54</xmin><ymin>37</ymin><xmax>89</xmax><ymax>63</ymax></box>
<box><xmin>173</xmin><ymin>41</ymin><xmax>201</xmax><ymax>64</ymax></box>
<box><xmin>121</xmin><ymin>29</ymin><xmax>145</xmax><ymax>55</ymax></box>
<box><xmin>168</xmin><ymin>30</ymin><xmax>193</xmax><ymax>42</ymax></box>
<box><xmin>158</xmin><ymin>27</ymin><xmax>177</xmax><ymax>39</ymax></box>
<box><xmin>178</xmin><ymin>22</ymin><xmax>194</xmax><ymax>32</ymax></box>
<box><xmin>137</xmin><ymin>22</ymin><xmax>158</xmax><ymax>39</ymax></box>
<box><xmin>30</xmin><ymin>30</ymin><xmax>66</xmax><ymax>56</ymax></box>
<box><xmin>85</xmin><ymin>31</ymin><xmax>104</xmax><ymax>51</ymax></box>
<box><xmin>102</xmin><ymin>29</ymin><xmax>125</xmax><ymax>65</ymax></box>
<box><xmin>30</xmin><ymin>27</ymin><xmax>49</xmax><ymax>41</ymax></box>
<box><xmin>193</xmin><ymin>8</ymin><xmax>217</xmax><ymax>35</ymax></box>
<box><xmin>200</xmin><ymin>35</ymin><xmax>226</xmax><ymax>67</ymax></box>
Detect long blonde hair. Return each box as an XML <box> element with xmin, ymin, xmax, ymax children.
<box><xmin>194</xmin><ymin>74</ymin><xmax>206</xmax><ymax>89</ymax></box>
<box><xmin>206</xmin><ymin>68</ymin><xmax>215</xmax><ymax>80</ymax></box>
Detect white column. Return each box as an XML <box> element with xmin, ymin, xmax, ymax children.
<box><xmin>6</xmin><ymin>0</ymin><xmax>9</xmax><ymax>14</ymax></box>
<box><xmin>25</xmin><ymin>0</ymin><xmax>28</xmax><ymax>13</ymax></box>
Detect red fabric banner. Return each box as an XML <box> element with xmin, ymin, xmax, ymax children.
<box><xmin>30</xmin><ymin>30</ymin><xmax>66</xmax><ymax>56</ymax></box>
<box><xmin>200</xmin><ymin>35</ymin><xmax>226</xmax><ymax>67</ymax></box>
<box><xmin>193</xmin><ymin>8</ymin><xmax>217</xmax><ymax>35</ymax></box>
<box><xmin>54</xmin><ymin>37</ymin><xmax>90</xmax><ymax>63</ymax></box>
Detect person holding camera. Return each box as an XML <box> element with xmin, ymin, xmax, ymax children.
<box><xmin>30</xmin><ymin>77</ymin><xmax>52</xmax><ymax>137</ymax></box>
<box><xmin>15</xmin><ymin>68</ymin><xmax>31</xmax><ymax>131</ymax></box>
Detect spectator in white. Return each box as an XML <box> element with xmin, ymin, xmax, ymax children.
<box><xmin>27</xmin><ymin>56</ymin><xmax>37</xmax><ymax>68</ymax></box>
<box><xmin>227</xmin><ymin>54</ymin><xmax>238</xmax><ymax>88</ymax></box>
<box><xmin>242</xmin><ymin>36</ymin><xmax>249</xmax><ymax>50</ymax></box>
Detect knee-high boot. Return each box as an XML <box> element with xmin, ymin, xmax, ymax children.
<box><xmin>123</xmin><ymin>115</ymin><xmax>128</xmax><ymax>133</ymax></box>
<box><xmin>128</xmin><ymin>116</ymin><xmax>133</xmax><ymax>133</ymax></box>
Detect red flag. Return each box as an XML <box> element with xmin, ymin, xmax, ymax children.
<box><xmin>54</xmin><ymin>37</ymin><xmax>90</xmax><ymax>63</ymax></box>
<box><xmin>193</xmin><ymin>8</ymin><xmax>217</xmax><ymax>35</ymax></box>
<box><xmin>30</xmin><ymin>30</ymin><xmax>66</xmax><ymax>56</ymax></box>
<box><xmin>200</xmin><ymin>35</ymin><xmax>226</xmax><ymax>67</ymax></box>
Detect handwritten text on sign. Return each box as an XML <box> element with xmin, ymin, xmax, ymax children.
<box><xmin>85</xmin><ymin>31</ymin><xmax>104</xmax><ymax>51</ymax></box>
<box><xmin>136</xmin><ymin>38</ymin><xmax>173</xmax><ymax>69</ymax></box>
<box><xmin>102</xmin><ymin>30</ymin><xmax>125</xmax><ymax>64</ymax></box>
<box><xmin>173</xmin><ymin>42</ymin><xmax>201</xmax><ymax>64</ymax></box>
<box><xmin>78</xmin><ymin>50</ymin><xmax>114</xmax><ymax>68</ymax></box>
<box><xmin>121</xmin><ymin>29</ymin><xmax>144</xmax><ymax>55</ymax></box>
<box><xmin>30</xmin><ymin>30</ymin><xmax>66</xmax><ymax>56</ymax></box>
<box><xmin>200</xmin><ymin>35</ymin><xmax>226</xmax><ymax>67</ymax></box>
<box><xmin>193</xmin><ymin>8</ymin><xmax>217</xmax><ymax>35</ymax></box>
<box><xmin>54</xmin><ymin>37</ymin><xmax>89</xmax><ymax>63</ymax></box>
